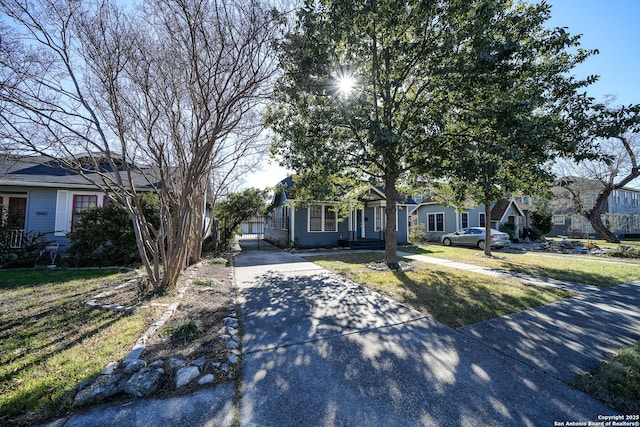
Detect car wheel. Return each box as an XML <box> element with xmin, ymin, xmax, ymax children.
<box><xmin>477</xmin><ymin>240</ymin><xmax>485</xmax><ymax>250</ymax></box>
<box><xmin>443</xmin><ymin>238</ymin><xmax>452</xmax><ymax>246</ymax></box>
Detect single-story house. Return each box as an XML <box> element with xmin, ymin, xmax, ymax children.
<box><xmin>411</xmin><ymin>196</ymin><xmax>531</xmax><ymax>242</ymax></box>
<box><xmin>0</xmin><ymin>154</ymin><xmax>157</xmax><ymax>251</ymax></box>
<box><xmin>264</xmin><ymin>176</ymin><xmax>417</xmax><ymax>248</ymax></box>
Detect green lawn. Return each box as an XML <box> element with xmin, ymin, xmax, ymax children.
<box><xmin>574</xmin><ymin>341</ymin><xmax>640</xmax><ymax>414</ymax></box>
<box><xmin>402</xmin><ymin>244</ymin><xmax>640</xmax><ymax>288</ymax></box>
<box><xmin>0</xmin><ymin>269</ymin><xmax>168</xmax><ymax>426</ymax></box>
<box><xmin>305</xmin><ymin>252</ymin><xmax>573</xmax><ymax>328</ymax></box>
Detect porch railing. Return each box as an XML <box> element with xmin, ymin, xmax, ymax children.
<box><xmin>9</xmin><ymin>229</ymin><xmax>24</xmax><ymax>249</ymax></box>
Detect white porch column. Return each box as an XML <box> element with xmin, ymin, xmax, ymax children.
<box><xmin>361</xmin><ymin>207</ymin><xmax>366</xmax><ymax>238</ymax></box>
<box><xmin>289</xmin><ymin>207</ymin><xmax>295</xmax><ymax>245</ymax></box>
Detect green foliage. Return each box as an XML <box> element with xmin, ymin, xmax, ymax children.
<box><xmin>0</xmin><ymin>228</ymin><xmax>49</xmax><ymax>268</ymax></box>
<box><xmin>267</xmin><ymin>0</ymin><xmax>597</xmax><ymax>262</ymax></box>
<box><xmin>409</xmin><ymin>224</ymin><xmax>426</xmax><ymax>243</ymax></box>
<box><xmin>168</xmin><ymin>319</ymin><xmax>203</xmax><ymax>343</ymax></box>
<box><xmin>609</xmin><ymin>246</ymin><xmax>640</xmax><ymax>259</ymax></box>
<box><xmin>436</xmin><ymin>0</ymin><xmax>598</xmax><ymax>226</ymax></box>
<box><xmin>193</xmin><ymin>277</ymin><xmax>220</xmax><ymax>286</ymax></box>
<box><xmin>499</xmin><ymin>222</ymin><xmax>516</xmax><ymax>240</ymax></box>
<box><xmin>215</xmin><ymin>188</ymin><xmax>269</xmax><ymax>247</ymax></box>
<box><xmin>67</xmin><ymin>194</ymin><xmax>160</xmax><ymax>267</ymax></box>
<box><xmin>574</xmin><ymin>341</ymin><xmax>640</xmax><ymax>414</ymax></box>
<box><xmin>531</xmin><ymin>207</ymin><xmax>554</xmax><ymax>237</ymax></box>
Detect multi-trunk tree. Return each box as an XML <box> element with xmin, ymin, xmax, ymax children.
<box><xmin>267</xmin><ymin>0</ymin><xmax>597</xmax><ymax>265</ymax></box>
<box><xmin>0</xmin><ymin>0</ymin><xmax>280</xmax><ymax>291</ymax></box>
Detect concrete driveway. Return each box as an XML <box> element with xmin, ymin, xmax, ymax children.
<box><xmin>234</xmin><ymin>242</ymin><xmax>618</xmax><ymax>426</ymax></box>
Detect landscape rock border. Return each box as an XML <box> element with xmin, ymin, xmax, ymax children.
<box><xmin>72</xmin><ymin>260</ymin><xmax>241</xmax><ymax>409</ymax></box>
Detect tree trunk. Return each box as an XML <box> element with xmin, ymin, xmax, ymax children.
<box><xmin>589</xmin><ymin>213</ymin><xmax>620</xmax><ymax>243</ymax></box>
<box><xmin>384</xmin><ymin>173</ymin><xmax>400</xmax><ymax>270</ymax></box>
<box><xmin>484</xmin><ymin>203</ymin><xmax>492</xmax><ymax>256</ymax></box>
<box><xmin>587</xmin><ymin>194</ymin><xmax>620</xmax><ymax>243</ymax></box>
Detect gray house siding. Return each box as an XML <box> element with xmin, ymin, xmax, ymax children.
<box><xmin>414</xmin><ymin>203</ymin><xmax>458</xmax><ymax>242</ymax></box>
<box><xmin>396</xmin><ymin>206</ymin><xmax>410</xmax><ymax>244</ymax></box>
<box><xmin>264</xmin><ymin>204</ymin><xmax>290</xmax><ymax>247</ymax></box>
<box><xmin>291</xmin><ymin>206</ymin><xmax>341</xmax><ymax>248</ymax></box>
<box><xmin>264</xmin><ymin>178</ymin><xmax>415</xmax><ymax>248</ymax></box>
<box><xmin>550</xmin><ymin>185</ymin><xmax>640</xmax><ymax>238</ymax></box>
<box><xmin>414</xmin><ymin>202</ymin><xmax>521</xmax><ymax>242</ymax></box>
<box><xmin>24</xmin><ymin>188</ymin><xmax>66</xmax><ymax>245</ymax></box>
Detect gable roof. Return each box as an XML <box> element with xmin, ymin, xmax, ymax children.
<box><xmin>0</xmin><ymin>154</ymin><xmax>156</xmax><ymax>190</ymax></box>
<box><xmin>490</xmin><ymin>199</ymin><xmax>525</xmax><ymax>221</ymax></box>
<box><xmin>272</xmin><ymin>176</ymin><xmax>417</xmax><ymax>205</ymax></box>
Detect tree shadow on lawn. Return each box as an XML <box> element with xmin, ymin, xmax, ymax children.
<box><xmin>382</xmin><ymin>269</ymin><xmax>570</xmax><ymax>328</ymax></box>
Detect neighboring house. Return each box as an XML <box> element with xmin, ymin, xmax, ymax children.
<box><xmin>412</xmin><ymin>196</ymin><xmax>531</xmax><ymax>242</ymax></box>
<box><xmin>550</xmin><ymin>178</ymin><xmax>640</xmax><ymax>238</ymax></box>
<box><xmin>264</xmin><ymin>176</ymin><xmax>417</xmax><ymax>248</ymax></box>
<box><xmin>0</xmin><ymin>154</ymin><xmax>156</xmax><ymax>250</ymax></box>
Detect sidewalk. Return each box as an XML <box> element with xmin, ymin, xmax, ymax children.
<box><xmin>234</xmin><ymin>239</ymin><xmax>624</xmax><ymax>426</ymax></box>
<box><xmin>40</xmin><ymin>239</ymin><xmax>638</xmax><ymax>426</ymax></box>
<box><xmin>396</xmin><ymin>250</ymin><xmax>640</xmax><ymax>383</ymax></box>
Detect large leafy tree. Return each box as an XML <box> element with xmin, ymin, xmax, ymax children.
<box><xmin>267</xmin><ymin>0</ymin><xmax>595</xmax><ymax>266</ymax></box>
<box><xmin>215</xmin><ymin>187</ymin><xmax>270</xmax><ymax>248</ymax></box>
<box><xmin>431</xmin><ymin>1</ymin><xmax>598</xmax><ymax>255</ymax></box>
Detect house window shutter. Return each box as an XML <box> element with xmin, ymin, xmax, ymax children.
<box><xmin>55</xmin><ymin>190</ymin><xmax>70</xmax><ymax>236</ymax></box>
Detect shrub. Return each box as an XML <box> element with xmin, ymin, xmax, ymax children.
<box><xmin>609</xmin><ymin>246</ymin><xmax>640</xmax><ymax>259</ymax></box>
<box><xmin>409</xmin><ymin>224</ymin><xmax>426</xmax><ymax>243</ymax></box>
<box><xmin>168</xmin><ymin>319</ymin><xmax>203</xmax><ymax>343</ymax></box>
<box><xmin>499</xmin><ymin>222</ymin><xmax>516</xmax><ymax>240</ymax></box>
<box><xmin>67</xmin><ymin>194</ymin><xmax>159</xmax><ymax>267</ymax></box>
<box><xmin>531</xmin><ymin>208</ymin><xmax>553</xmax><ymax>236</ymax></box>
<box><xmin>0</xmin><ymin>228</ymin><xmax>49</xmax><ymax>268</ymax></box>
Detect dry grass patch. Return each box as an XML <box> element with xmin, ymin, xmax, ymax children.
<box><xmin>0</xmin><ymin>269</ymin><xmax>168</xmax><ymax>426</ymax></box>
<box><xmin>574</xmin><ymin>341</ymin><xmax>640</xmax><ymax>414</ymax></box>
<box><xmin>305</xmin><ymin>252</ymin><xmax>573</xmax><ymax>328</ymax></box>
<box><xmin>404</xmin><ymin>244</ymin><xmax>640</xmax><ymax>288</ymax></box>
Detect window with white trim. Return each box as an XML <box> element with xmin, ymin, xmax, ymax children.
<box><xmin>308</xmin><ymin>204</ymin><xmax>337</xmax><ymax>232</ymax></box>
<box><xmin>479</xmin><ymin>212</ymin><xmax>486</xmax><ymax>228</ymax></box>
<box><xmin>324</xmin><ymin>205</ymin><xmax>336</xmax><ymax>231</ymax></box>
<box><xmin>427</xmin><ymin>212</ymin><xmax>444</xmax><ymax>232</ymax></box>
<box><xmin>552</xmin><ymin>214</ymin><xmax>566</xmax><ymax>225</ymax></box>
<box><xmin>55</xmin><ymin>190</ymin><xmax>105</xmax><ymax>235</ymax></box>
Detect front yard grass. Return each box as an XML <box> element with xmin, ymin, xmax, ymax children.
<box><xmin>574</xmin><ymin>341</ymin><xmax>640</xmax><ymax>414</ymax></box>
<box><xmin>304</xmin><ymin>252</ymin><xmax>573</xmax><ymax>328</ymax></box>
<box><xmin>402</xmin><ymin>244</ymin><xmax>640</xmax><ymax>288</ymax></box>
<box><xmin>0</xmin><ymin>268</ymin><xmax>168</xmax><ymax>426</ymax></box>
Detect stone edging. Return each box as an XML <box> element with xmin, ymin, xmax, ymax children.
<box><xmin>72</xmin><ymin>260</ymin><xmax>241</xmax><ymax>408</ymax></box>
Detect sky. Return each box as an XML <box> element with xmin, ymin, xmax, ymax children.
<box><xmin>242</xmin><ymin>0</ymin><xmax>640</xmax><ymax>189</ymax></box>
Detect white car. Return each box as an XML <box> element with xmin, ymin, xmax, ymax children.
<box><xmin>441</xmin><ymin>227</ymin><xmax>511</xmax><ymax>250</ymax></box>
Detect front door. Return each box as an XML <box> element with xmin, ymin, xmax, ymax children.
<box><xmin>357</xmin><ymin>210</ymin><xmax>362</xmax><ymax>239</ymax></box>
